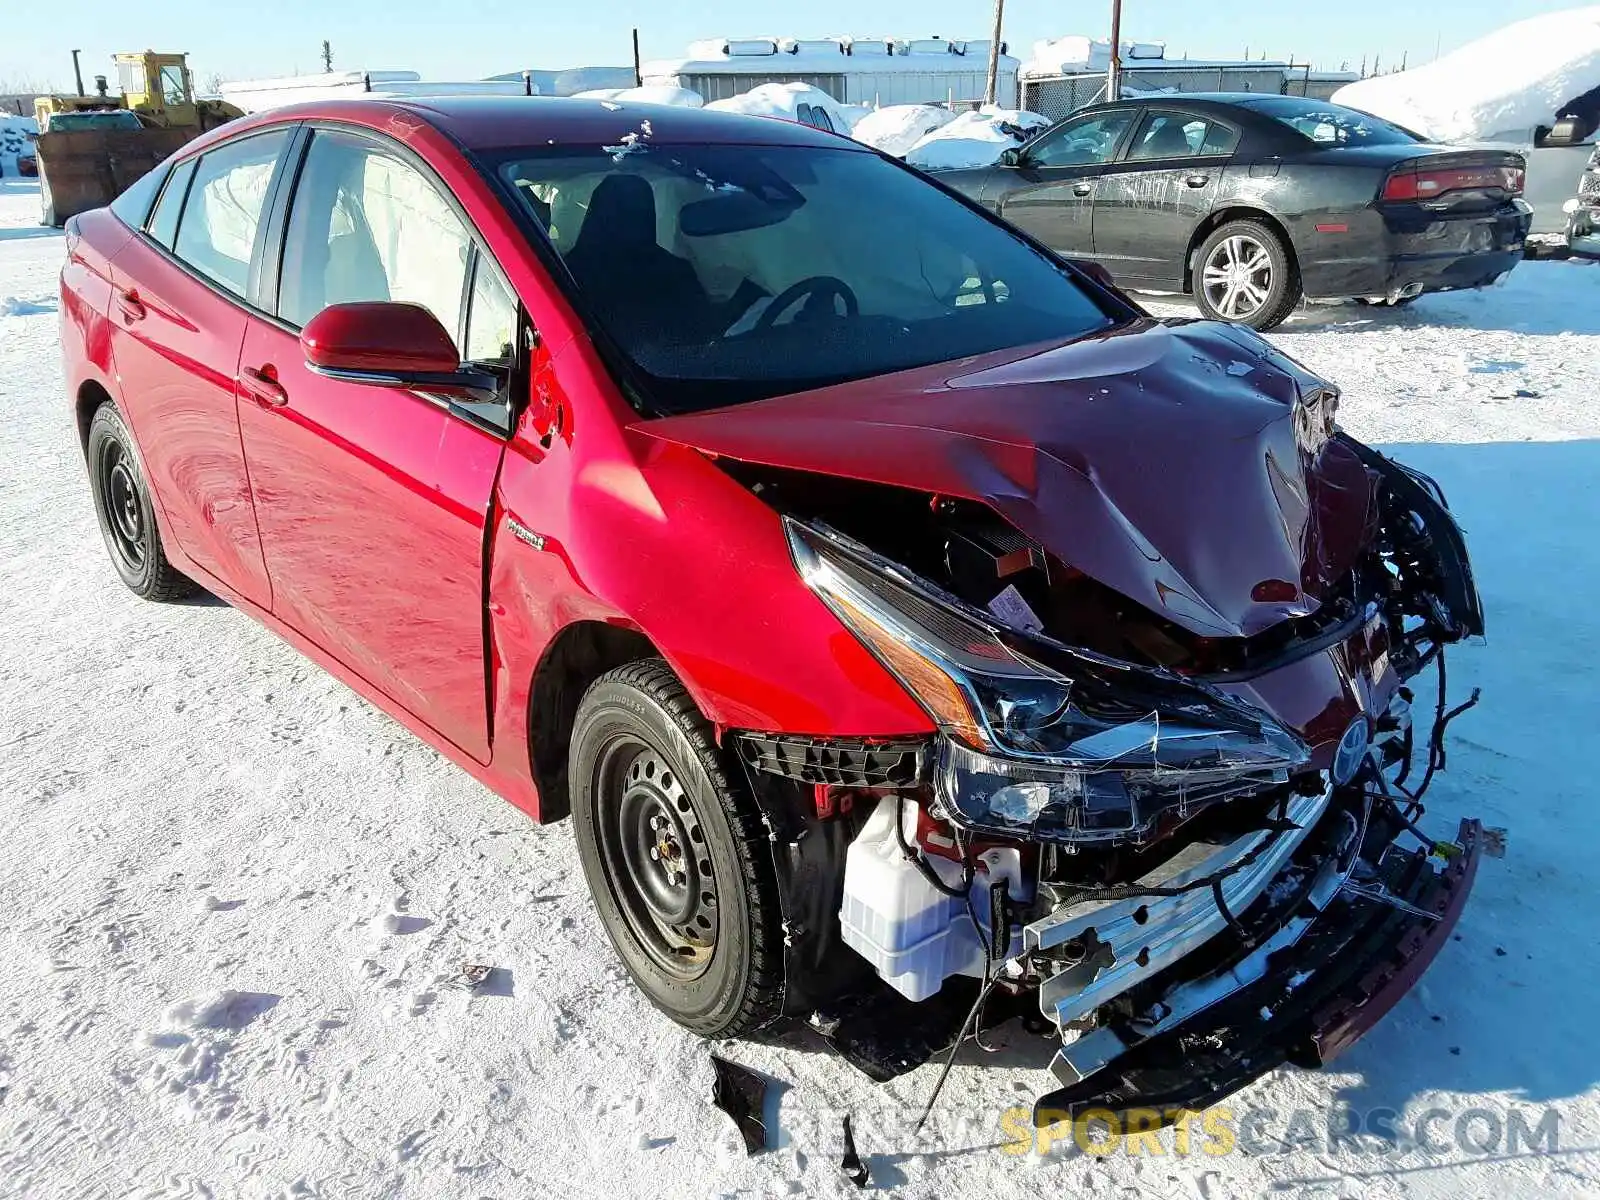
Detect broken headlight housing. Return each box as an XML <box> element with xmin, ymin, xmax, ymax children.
<box><xmin>786</xmin><ymin>519</ymin><xmax>1309</xmax><ymax>844</ymax></box>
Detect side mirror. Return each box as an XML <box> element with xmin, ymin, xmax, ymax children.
<box><xmin>1000</xmin><ymin>147</ymin><xmax>1024</xmax><ymax>168</ymax></box>
<box><xmin>301</xmin><ymin>302</ymin><xmax>499</xmax><ymax>400</ymax></box>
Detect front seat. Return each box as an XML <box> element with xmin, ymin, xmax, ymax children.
<box><xmin>563</xmin><ymin>174</ymin><xmax>710</xmax><ymax>337</ymax></box>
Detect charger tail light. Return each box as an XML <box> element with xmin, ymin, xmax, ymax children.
<box><xmin>1381</xmin><ymin>163</ymin><xmax>1525</xmax><ymax>202</ymax></box>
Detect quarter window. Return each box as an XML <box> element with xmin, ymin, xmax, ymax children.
<box><xmin>278</xmin><ymin>129</ymin><xmax>472</xmax><ymax>340</ymax></box>
<box><xmin>171</xmin><ymin>131</ymin><xmax>288</xmax><ymax>296</ymax></box>
<box><xmin>145</xmin><ymin>158</ymin><xmax>196</xmax><ymax>248</ymax></box>
<box><xmin>464</xmin><ymin>258</ymin><xmax>518</xmax><ymax>366</ymax></box>
<box><xmin>1028</xmin><ymin>110</ymin><xmax>1136</xmax><ymax>167</ymax></box>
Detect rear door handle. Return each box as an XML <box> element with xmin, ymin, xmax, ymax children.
<box><xmin>238</xmin><ymin>365</ymin><xmax>288</xmax><ymax>408</ymax></box>
<box><xmin>114</xmin><ymin>288</ymin><xmax>146</xmax><ymax>322</ymax></box>
<box><xmin>1185</xmin><ymin>174</ymin><xmax>1211</xmax><ymax>188</ymax></box>
<box><xmin>1072</xmin><ymin>182</ymin><xmax>1094</xmax><ymax>197</ymax></box>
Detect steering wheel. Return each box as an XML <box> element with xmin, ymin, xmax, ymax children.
<box><xmin>754</xmin><ymin>276</ymin><xmax>859</xmax><ymax>330</ymax></box>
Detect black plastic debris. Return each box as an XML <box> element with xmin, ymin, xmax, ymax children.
<box><xmin>840</xmin><ymin>1115</ymin><xmax>869</xmax><ymax>1189</ymax></box>
<box><xmin>709</xmin><ymin>1055</ymin><xmax>769</xmax><ymax>1154</ymax></box>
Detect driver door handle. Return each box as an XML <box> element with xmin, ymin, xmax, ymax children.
<box><xmin>1185</xmin><ymin>174</ymin><xmax>1211</xmax><ymax>188</ymax></box>
<box><xmin>238</xmin><ymin>365</ymin><xmax>288</xmax><ymax>408</ymax></box>
<box><xmin>1072</xmin><ymin>182</ymin><xmax>1094</xmax><ymax>197</ymax></box>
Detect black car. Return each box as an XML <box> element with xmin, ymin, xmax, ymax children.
<box><xmin>938</xmin><ymin>94</ymin><xmax>1533</xmax><ymax>329</ymax></box>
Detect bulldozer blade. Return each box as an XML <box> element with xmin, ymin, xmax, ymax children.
<box><xmin>34</xmin><ymin>127</ymin><xmax>199</xmax><ymax>226</ymax></box>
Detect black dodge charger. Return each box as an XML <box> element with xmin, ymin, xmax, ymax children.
<box><xmin>937</xmin><ymin>94</ymin><xmax>1534</xmax><ymax>329</ymax></box>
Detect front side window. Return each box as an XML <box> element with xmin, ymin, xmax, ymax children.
<box><xmin>279</xmin><ymin>129</ymin><xmax>472</xmax><ymax>337</ymax></box>
<box><xmin>172</xmin><ymin>130</ymin><xmax>287</xmax><ymax>296</ymax></box>
<box><xmin>496</xmin><ymin>143</ymin><xmax>1116</xmax><ymax>413</ymax></box>
<box><xmin>1028</xmin><ymin>110</ymin><xmax>1137</xmax><ymax>167</ymax></box>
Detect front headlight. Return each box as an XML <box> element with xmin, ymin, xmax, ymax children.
<box><xmin>787</xmin><ymin>519</ymin><xmax>1310</xmax><ymax>843</ymax></box>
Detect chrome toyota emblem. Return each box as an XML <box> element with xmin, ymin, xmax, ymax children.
<box><xmin>1332</xmin><ymin>717</ymin><xmax>1371</xmax><ymax>785</ymax></box>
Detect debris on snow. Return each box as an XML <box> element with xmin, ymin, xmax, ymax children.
<box><xmin>709</xmin><ymin>1054</ymin><xmax>771</xmax><ymax>1154</ymax></box>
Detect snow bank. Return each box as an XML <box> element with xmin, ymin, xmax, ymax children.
<box><xmin>1334</xmin><ymin>8</ymin><xmax>1600</xmax><ymax>142</ymax></box>
<box><xmin>850</xmin><ymin>104</ymin><xmax>957</xmax><ymax>157</ymax></box>
<box><xmin>571</xmin><ymin>85</ymin><xmax>704</xmax><ymax>108</ymax></box>
<box><xmin>904</xmin><ymin>105</ymin><xmax>1050</xmax><ymax>170</ymax></box>
<box><xmin>703</xmin><ymin>82</ymin><xmax>850</xmax><ymax>131</ymax></box>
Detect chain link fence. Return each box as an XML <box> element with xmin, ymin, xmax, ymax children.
<box><xmin>1022</xmin><ymin>65</ymin><xmax>1343</xmax><ymax>122</ymax></box>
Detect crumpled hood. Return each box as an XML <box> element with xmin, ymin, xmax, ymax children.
<box><xmin>632</xmin><ymin>319</ymin><xmax>1376</xmax><ymax>639</ymax></box>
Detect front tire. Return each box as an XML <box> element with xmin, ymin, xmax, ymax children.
<box><xmin>86</xmin><ymin>403</ymin><xmax>197</xmax><ymax>601</ymax></box>
<box><xmin>570</xmin><ymin>658</ymin><xmax>784</xmax><ymax>1036</ymax></box>
<box><xmin>1194</xmin><ymin>220</ymin><xmax>1302</xmax><ymax>330</ymax></box>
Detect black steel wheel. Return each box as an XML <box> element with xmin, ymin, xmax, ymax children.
<box><xmin>1193</xmin><ymin>219</ymin><xmax>1302</xmax><ymax>331</ymax></box>
<box><xmin>594</xmin><ymin>739</ymin><xmax>721</xmax><ymax>979</ymax></box>
<box><xmin>86</xmin><ymin>403</ymin><xmax>197</xmax><ymax>601</ymax></box>
<box><xmin>570</xmin><ymin>658</ymin><xmax>783</xmax><ymax>1036</ymax></box>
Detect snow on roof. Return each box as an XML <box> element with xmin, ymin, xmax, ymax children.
<box><xmin>1334</xmin><ymin>8</ymin><xmax>1600</xmax><ymax>142</ymax></box>
<box><xmin>1019</xmin><ymin>35</ymin><xmax>1309</xmax><ymax>80</ymax></box>
<box><xmin>645</xmin><ymin>36</ymin><xmax>1017</xmax><ymax>78</ymax></box>
<box><xmin>902</xmin><ymin>104</ymin><xmax>1049</xmax><ymax>170</ymax></box>
<box><xmin>220</xmin><ymin>70</ymin><xmax>420</xmax><ymax>96</ymax></box>
<box><xmin>487</xmin><ymin>66</ymin><xmax>637</xmax><ymax>96</ymax></box>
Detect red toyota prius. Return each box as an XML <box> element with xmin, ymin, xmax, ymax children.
<box><xmin>60</xmin><ymin>97</ymin><xmax>1485</xmax><ymax>1122</ymax></box>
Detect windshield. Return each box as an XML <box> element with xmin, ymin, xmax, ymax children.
<box><xmin>493</xmin><ymin>142</ymin><xmax>1116</xmax><ymax>413</ymax></box>
<box><xmin>1241</xmin><ymin>98</ymin><xmax>1420</xmax><ymax>147</ymax></box>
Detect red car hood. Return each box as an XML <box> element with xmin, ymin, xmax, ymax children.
<box><xmin>632</xmin><ymin>319</ymin><xmax>1375</xmax><ymax>639</ymax></box>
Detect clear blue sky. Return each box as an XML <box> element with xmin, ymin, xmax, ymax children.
<box><xmin>0</xmin><ymin>0</ymin><xmax>1579</xmax><ymax>91</ymax></box>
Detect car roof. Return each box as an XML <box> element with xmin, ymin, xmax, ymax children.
<box><xmin>226</xmin><ymin>96</ymin><xmax>858</xmax><ymax>153</ymax></box>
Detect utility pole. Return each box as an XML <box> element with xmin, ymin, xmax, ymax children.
<box><xmin>984</xmin><ymin>0</ymin><xmax>1005</xmax><ymax>106</ymax></box>
<box><xmin>1107</xmin><ymin>0</ymin><xmax>1123</xmax><ymax>102</ymax></box>
<box><xmin>632</xmin><ymin>28</ymin><xmax>643</xmax><ymax>88</ymax></box>
<box><xmin>321</xmin><ymin>40</ymin><xmax>333</xmax><ymax>73</ymax></box>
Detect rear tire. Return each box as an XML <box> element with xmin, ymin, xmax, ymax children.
<box><xmin>86</xmin><ymin>403</ymin><xmax>198</xmax><ymax>602</ymax></box>
<box><xmin>569</xmin><ymin>658</ymin><xmax>784</xmax><ymax>1036</ymax></box>
<box><xmin>1193</xmin><ymin>220</ymin><xmax>1302</xmax><ymax>331</ymax></box>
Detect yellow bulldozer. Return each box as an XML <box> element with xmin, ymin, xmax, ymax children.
<box><xmin>33</xmin><ymin>51</ymin><xmax>243</xmax><ymax>227</ymax></box>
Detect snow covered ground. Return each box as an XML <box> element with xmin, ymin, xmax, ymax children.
<box><xmin>3</xmin><ymin>176</ymin><xmax>1600</xmax><ymax>1198</ymax></box>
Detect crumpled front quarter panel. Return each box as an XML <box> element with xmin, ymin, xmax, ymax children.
<box><xmin>488</xmin><ymin>339</ymin><xmax>933</xmax><ymax>747</ymax></box>
<box><xmin>637</xmin><ymin>320</ymin><xmax>1371</xmax><ymax>640</ymax></box>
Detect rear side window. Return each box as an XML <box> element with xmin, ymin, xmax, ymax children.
<box><xmin>1126</xmin><ymin>113</ymin><xmax>1238</xmax><ymax>160</ymax></box>
<box><xmin>172</xmin><ymin>130</ymin><xmax>288</xmax><ymax>296</ymax></box>
<box><xmin>278</xmin><ymin>128</ymin><xmax>472</xmax><ymax>339</ymax></box>
<box><xmin>145</xmin><ymin>158</ymin><xmax>197</xmax><ymax>248</ymax></box>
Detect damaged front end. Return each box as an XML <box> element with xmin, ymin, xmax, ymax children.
<box><xmin>723</xmin><ymin>413</ymin><xmax>1484</xmax><ymax>1118</ymax></box>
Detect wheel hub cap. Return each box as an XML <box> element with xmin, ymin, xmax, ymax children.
<box><xmin>1203</xmin><ymin>235</ymin><xmax>1272</xmax><ymax>319</ymax></box>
